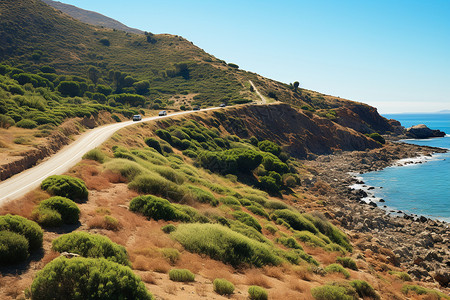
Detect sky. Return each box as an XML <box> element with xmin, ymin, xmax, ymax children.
<box><xmin>60</xmin><ymin>0</ymin><xmax>449</xmax><ymax>114</ymax></box>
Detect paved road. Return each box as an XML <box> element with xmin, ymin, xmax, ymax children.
<box><xmin>0</xmin><ymin>107</ymin><xmax>221</xmax><ymax>205</ymax></box>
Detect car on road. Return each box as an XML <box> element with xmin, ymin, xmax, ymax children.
<box><xmin>159</xmin><ymin>110</ymin><xmax>167</xmax><ymax>116</ymax></box>
<box><xmin>193</xmin><ymin>107</ymin><xmax>200</xmax><ymax>111</ymax></box>
<box><xmin>132</xmin><ymin>114</ymin><xmax>142</xmax><ymax>121</ymax></box>
<box><xmin>219</xmin><ymin>103</ymin><xmax>226</xmax><ymax>107</ymax></box>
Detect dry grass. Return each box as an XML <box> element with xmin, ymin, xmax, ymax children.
<box><xmin>291</xmin><ymin>265</ymin><xmax>314</xmax><ymax>281</ymax></box>
<box><xmin>263</xmin><ymin>266</ymin><xmax>285</xmax><ymax>280</ymax></box>
<box><xmin>0</xmin><ymin>274</ymin><xmax>33</xmax><ymax>300</ymax></box>
<box><xmin>139</xmin><ymin>271</ymin><xmax>156</xmax><ymax>284</ymax></box>
<box><xmin>195</xmin><ymin>284</ymin><xmax>208</xmax><ymax>297</ymax></box>
<box><xmin>245</xmin><ymin>269</ymin><xmax>271</xmax><ymax>288</ymax></box>
<box><xmin>87</xmin><ymin>215</ymin><xmax>121</xmax><ymax>231</ymax></box>
<box><xmin>164</xmin><ymin>283</ymin><xmax>178</xmax><ymax>295</ymax></box>
<box><xmin>0</xmin><ymin>189</ymin><xmax>48</xmax><ymax>217</ymax></box>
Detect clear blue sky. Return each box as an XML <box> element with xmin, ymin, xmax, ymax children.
<box><xmin>61</xmin><ymin>0</ymin><xmax>449</xmax><ymax>113</ymax></box>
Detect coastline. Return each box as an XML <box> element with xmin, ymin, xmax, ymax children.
<box><xmin>303</xmin><ymin>141</ymin><xmax>449</xmax><ymax>288</ymax></box>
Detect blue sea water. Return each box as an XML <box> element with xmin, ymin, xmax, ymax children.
<box><xmin>359</xmin><ymin>113</ymin><xmax>450</xmax><ymax>222</ymax></box>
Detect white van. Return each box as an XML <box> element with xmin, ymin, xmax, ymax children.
<box><xmin>132</xmin><ymin>115</ymin><xmax>142</xmax><ymax>121</ymax></box>
<box><xmin>159</xmin><ymin>111</ymin><xmax>167</xmax><ymax>116</ymax></box>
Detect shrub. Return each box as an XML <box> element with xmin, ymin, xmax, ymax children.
<box><xmin>304</xmin><ymin>213</ymin><xmax>352</xmax><ymax>252</ymax></box>
<box><xmin>258</xmin><ymin>140</ymin><xmax>281</xmax><ymax>156</ymax></box>
<box><xmin>161</xmin><ymin>248</ymin><xmax>180</xmax><ymax>264</ymax></box>
<box><xmin>271</xmin><ymin>210</ymin><xmax>318</xmax><ymax>233</ymax></box>
<box><xmin>401</xmin><ymin>284</ymin><xmax>450</xmax><ymax>299</ymax></box>
<box><xmin>172</xmin><ymin>223</ymin><xmax>281</xmax><ymax>267</ymax></box>
<box><xmin>232</xmin><ymin>211</ymin><xmax>261</xmax><ymax>232</ymax></box>
<box><xmin>83</xmin><ymin>148</ymin><xmax>106</xmax><ymax>163</ymax></box>
<box><xmin>186</xmin><ymin>185</ymin><xmax>218</xmax><ymax>206</ymax></box>
<box><xmin>325</xmin><ymin>263</ymin><xmax>350</xmax><ymax>278</ymax></box>
<box><xmin>368</xmin><ymin>132</ymin><xmax>385</xmax><ymax>144</ymax></box>
<box><xmin>57</xmin><ymin>81</ymin><xmax>80</xmax><ymax>97</ymax></box>
<box><xmin>294</xmin><ymin>231</ymin><xmax>327</xmax><ymax>248</ymax></box>
<box><xmin>35</xmin><ymin>196</ymin><xmax>80</xmax><ymax>225</ymax></box>
<box><xmin>16</xmin><ymin>118</ymin><xmax>38</xmax><ymax>129</ymax></box>
<box><xmin>104</xmin><ymin>159</ymin><xmax>146</xmax><ymax>180</ymax></box>
<box><xmin>350</xmin><ymin>280</ymin><xmax>379</xmax><ymax>299</ymax></box>
<box><xmin>0</xmin><ymin>230</ymin><xmax>29</xmax><ymax>264</ymax></box>
<box><xmin>336</xmin><ymin>257</ymin><xmax>358</xmax><ymax>270</ymax></box>
<box><xmin>248</xmin><ymin>286</ymin><xmax>268</xmax><ymax>300</ymax></box>
<box><xmin>30</xmin><ymin>257</ymin><xmax>153</xmax><ymax>300</ymax></box>
<box><xmin>129</xmin><ymin>195</ymin><xmax>191</xmax><ymax>222</ymax></box>
<box><xmin>169</xmin><ymin>269</ymin><xmax>195</xmax><ymax>282</ymax></box>
<box><xmin>277</xmin><ymin>236</ymin><xmax>303</xmax><ymax>250</ymax></box>
<box><xmin>99</xmin><ymin>37</ymin><xmax>110</xmax><ymax>46</ymax></box>
<box><xmin>0</xmin><ymin>114</ymin><xmax>15</xmax><ymax>128</ymax></box>
<box><xmin>265</xmin><ymin>224</ymin><xmax>278</xmax><ymax>234</ymax></box>
<box><xmin>311</xmin><ymin>284</ymin><xmax>355</xmax><ymax>300</ymax></box>
<box><xmin>213</xmin><ymin>278</ymin><xmax>235</xmax><ymax>295</ymax></box>
<box><xmin>32</xmin><ymin>207</ymin><xmax>62</xmax><ymax>227</ymax></box>
<box><xmin>145</xmin><ymin>137</ymin><xmax>162</xmax><ymax>154</ymax></box>
<box><xmin>128</xmin><ymin>174</ymin><xmax>187</xmax><ymax>202</ymax></box>
<box><xmin>41</xmin><ymin>175</ymin><xmax>88</xmax><ymax>202</ymax></box>
<box><xmin>388</xmin><ymin>270</ymin><xmax>412</xmax><ymax>281</ymax></box>
<box><xmin>52</xmin><ymin>232</ymin><xmax>130</xmax><ymax>266</ymax></box>
<box><xmin>161</xmin><ymin>224</ymin><xmax>176</xmax><ymax>234</ymax></box>
<box><xmin>155</xmin><ymin>129</ymin><xmax>172</xmax><ymax>143</ymax></box>
<box><xmin>0</xmin><ymin>214</ymin><xmax>43</xmax><ymax>250</ymax></box>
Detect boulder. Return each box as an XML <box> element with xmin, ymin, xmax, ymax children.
<box><xmin>406</xmin><ymin>124</ymin><xmax>446</xmax><ymax>139</ymax></box>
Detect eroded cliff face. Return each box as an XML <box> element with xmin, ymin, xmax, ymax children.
<box><xmin>188</xmin><ymin>103</ymin><xmax>382</xmax><ymax>159</ymax></box>
<box><xmin>334</xmin><ymin>103</ymin><xmax>404</xmax><ymax>135</ymax></box>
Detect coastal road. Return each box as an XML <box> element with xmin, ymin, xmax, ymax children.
<box><xmin>0</xmin><ymin>107</ymin><xmax>222</xmax><ymax>205</ymax></box>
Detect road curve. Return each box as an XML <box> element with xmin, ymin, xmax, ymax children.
<box><xmin>0</xmin><ymin>107</ymin><xmax>221</xmax><ymax>205</ymax></box>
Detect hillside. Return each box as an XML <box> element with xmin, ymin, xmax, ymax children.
<box><xmin>0</xmin><ymin>0</ymin><xmax>401</xmax><ymax>135</ymax></box>
<box><xmin>2</xmin><ymin>0</ymin><xmax>448</xmax><ymax>299</ymax></box>
<box><xmin>41</xmin><ymin>0</ymin><xmax>144</xmax><ymax>34</ymax></box>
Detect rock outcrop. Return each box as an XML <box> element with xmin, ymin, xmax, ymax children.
<box><xmin>407</xmin><ymin>124</ymin><xmax>446</xmax><ymax>139</ymax></box>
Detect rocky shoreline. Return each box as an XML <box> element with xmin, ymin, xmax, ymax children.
<box><xmin>304</xmin><ymin>142</ymin><xmax>449</xmax><ymax>288</ymax></box>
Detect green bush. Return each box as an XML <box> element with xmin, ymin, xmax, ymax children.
<box><xmin>213</xmin><ymin>278</ymin><xmax>235</xmax><ymax>295</ymax></box>
<box><xmin>0</xmin><ymin>114</ymin><xmax>15</xmax><ymax>128</ymax></box>
<box><xmin>186</xmin><ymin>185</ymin><xmax>218</xmax><ymax>206</ymax></box>
<box><xmin>401</xmin><ymin>284</ymin><xmax>449</xmax><ymax>299</ymax></box>
<box><xmin>246</xmin><ymin>204</ymin><xmax>269</xmax><ymax>219</ymax></box>
<box><xmin>311</xmin><ymin>284</ymin><xmax>355</xmax><ymax>300</ymax></box>
<box><xmin>265</xmin><ymin>224</ymin><xmax>278</xmax><ymax>234</ymax></box>
<box><xmin>271</xmin><ymin>210</ymin><xmax>318</xmax><ymax>233</ymax></box>
<box><xmin>169</xmin><ymin>269</ymin><xmax>195</xmax><ymax>282</ymax></box>
<box><xmin>145</xmin><ymin>137</ymin><xmax>162</xmax><ymax>154</ymax></box>
<box><xmin>161</xmin><ymin>248</ymin><xmax>180</xmax><ymax>264</ymax></box>
<box><xmin>161</xmin><ymin>224</ymin><xmax>177</xmax><ymax>234</ymax></box>
<box><xmin>350</xmin><ymin>280</ymin><xmax>379</xmax><ymax>299</ymax></box>
<box><xmin>232</xmin><ymin>211</ymin><xmax>261</xmax><ymax>232</ymax></box>
<box><xmin>258</xmin><ymin>140</ymin><xmax>281</xmax><ymax>156</ymax></box>
<box><xmin>57</xmin><ymin>81</ymin><xmax>80</xmax><ymax>97</ymax></box>
<box><xmin>104</xmin><ymin>159</ymin><xmax>146</xmax><ymax>181</ymax></box>
<box><xmin>36</xmin><ymin>196</ymin><xmax>80</xmax><ymax>225</ymax></box>
<box><xmin>128</xmin><ymin>174</ymin><xmax>187</xmax><ymax>202</ymax></box>
<box><xmin>52</xmin><ymin>232</ymin><xmax>130</xmax><ymax>266</ymax></box>
<box><xmin>16</xmin><ymin>118</ymin><xmax>38</xmax><ymax>129</ymax></box>
<box><xmin>336</xmin><ymin>257</ymin><xmax>358</xmax><ymax>270</ymax></box>
<box><xmin>294</xmin><ymin>231</ymin><xmax>327</xmax><ymax>248</ymax></box>
<box><xmin>248</xmin><ymin>286</ymin><xmax>268</xmax><ymax>300</ymax></box>
<box><xmin>0</xmin><ymin>214</ymin><xmax>43</xmax><ymax>250</ymax></box>
<box><xmin>0</xmin><ymin>230</ymin><xmax>29</xmax><ymax>264</ymax></box>
<box><xmin>172</xmin><ymin>223</ymin><xmax>281</xmax><ymax>267</ymax></box>
<box><xmin>388</xmin><ymin>270</ymin><xmax>412</xmax><ymax>281</ymax></box>
<box><xmin>32</xmin><ymin>207</ymin><xmax>62</xmax><ymax>227</ymax></box>
<box><xmin>41</xmin><ymin>175</ymin><xmax>88</xmax><ymax>202</ymax></box>
<box><xmin>30</xmin><ymin>257</ymin><xmax>153</xmax><ymax>300</ymax></box>
<box><xmin>325</xmin><ymin>263</ymin><xmax>350</xmax><ymax>278</ymax></box>
<box><xmin>277</xmin><ymin>236</ymin><xmax>303</xmax><ymax>250</ymax></box>
<box><xmin>129</xmin><ymin>195</ymin><xmax>191</xmax><ymax>222</ymax></box>
<box><xmin>304</xmin><ymin>213</ymin><xmax>352</xmax><ymax>252</ymax></box>
<box><xmin>367</xmin><ymin>132</ymin><xmax>385</xmax><ymax>144</ymax></box>
<box><xmin>83</xmin><ymin>148</ymin><xmax>106</xmax><ymax>163</ymax></box>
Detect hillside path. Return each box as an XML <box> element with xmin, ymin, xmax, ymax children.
<box><xmin>249</xmin><ymin>80</ymin><xmax>266</xmax><ymax>104</ymax></box>
<box><xmin>0</xmin><ymin>107</ymin><xmax>220</xmax><ymax>205</ymax></box>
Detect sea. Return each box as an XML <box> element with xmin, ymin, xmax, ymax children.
<box><xmin>355</xmin><ymin>113</ymin><xmax>450</xmax><ymax>223</ymax></box>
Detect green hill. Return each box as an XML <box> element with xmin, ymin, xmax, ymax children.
<box><xmin>0</xmin><ymin>0</ymin><xmax>400</xmax><ymax>135</ymax></box>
